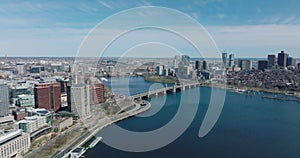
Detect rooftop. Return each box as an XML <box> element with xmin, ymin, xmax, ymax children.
<box><xmin>0</xmin><ymin>130</ymin><xmax>23</xmax><ymax>145</ymax></box>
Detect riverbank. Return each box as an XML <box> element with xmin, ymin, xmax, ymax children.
<box><xmin>59</xmin><ymin>101</ymin><xmax>151</xmax><ymax>158</ymax></box>
<box><xmin>143</xmin><ymin>74</ymin><xmax>178</xmax><ymax>84</ymax></box>
<box><xmin>84</xmin><ymin>76</ymin><xmax>300</xmax><ymax>158</ymax></box>
<box><xmin>200</xmin><ymin>82</ymin><xmax>300</xmax><ymax>100</ymax></box>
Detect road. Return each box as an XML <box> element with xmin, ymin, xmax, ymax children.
<box><xmin>55</xmin><ymin>100</ymin><xmax>151</xmax><ymax>158</ymax></box>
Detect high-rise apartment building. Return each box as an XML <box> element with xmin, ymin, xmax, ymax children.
<box><xmin>173</xmin><ymin>55</ymin><xmax>181</xmax><ymax>68</ymax></box>
<box><xmin>0</xmin><ymin>84</ymin><xmax>10</xmax><ymax>117</ymax></box>
<box><xmin>287</xmin><ymin>57</ymin><xmax>296</xmax><ymax>66</ymax></box>
<box><xmin>156</xmin><ymin>65</ymin><xmax>164</xmax><ymax>76</ymax></box>
<box><xmin>278</xmin><ymin>51</ymin><xmax>288</xmax><ymax>67</ymax></box>
<box><xmin>90</xmin><ymin>83</ymin><xmax>105</xmax><ymax>105</ymax></box>
<box><xmin>238</xmin><ymin>60</ymin><xmax>252</xmax><ymax>71</ymax></box>
<box><xmin>222</xmin><ymin>52</ymin><xmax>228</xmax><ymax>67</ymax></box>
<box><xmin>267</xmin><ymin>54</ymin><xmax>276</xmax><ymax>67</ymax></box>
<box><xmin>229</xmin><ymin>54</ymin><xmax>234</xmax><ymax>67</ymax></box>
<box><xmin>70</xmin><ymin>84</ymin><xmax>90</xmax><ymax>118</ymax></box>
<box><xmin>202</xmin><ymin>60</ymin><xmax>209</xmax><ymax>71</ymax></box>
<box><xmin>180</xmin><ymin>55</ymin><xmax>190</xmax><ymax>67</ymax></box>
<box><xmin>16</xmin><ymin>62</ymin><xmax>25</xmax><ymax>75</ymax></box>
<box><xmin>195</xmin><ymin>60</ymin><xmax>201</xmax><ymax>70</ymax></box>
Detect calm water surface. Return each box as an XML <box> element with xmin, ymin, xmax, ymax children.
<box><xmin>85</xmin><ymin>76</ymin><xmax>300</xmax><ymax>158</ymax></box>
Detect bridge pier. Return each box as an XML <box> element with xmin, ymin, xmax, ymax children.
<box><xmin>172</xmin><ymin>86</ymin><xmax>176</xmax><ymax>93</ymax></box>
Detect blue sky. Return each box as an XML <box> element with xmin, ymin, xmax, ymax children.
<box><xmin>0</xmin><ymin>0</ymin><xmax>300</xmax><ymax>57</ymax></box>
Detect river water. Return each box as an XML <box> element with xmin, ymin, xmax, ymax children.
<box><xmin>84</xmin><ymin>76</ymin><xmax>300</xmax><ymax>158</ymax></box>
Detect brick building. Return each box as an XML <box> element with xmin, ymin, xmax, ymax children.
<box><xmin>90</xmin><ymin>83</ymin><xmax>105</xmax><ymax>105</ymax></box>
<box><xmin>34</xmin><ymin>82</ymin><xmax>61</xmax><ymax>112</ymax></box>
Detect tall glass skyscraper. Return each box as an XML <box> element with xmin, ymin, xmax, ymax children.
<box><xmin>229</xmin><ymin>54</ymin><xmax>234</xmax><ymax>67</ymax></box>
<box><xmin>222</xmin><ymin>52</ymin><xmax>228</xmax><ymax>68</ymax></box>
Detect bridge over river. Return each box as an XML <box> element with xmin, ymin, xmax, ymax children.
<box><xmin>131</xmin><ymin>82</ymin><xmax>201</xmax><ymax>99</ymax></box>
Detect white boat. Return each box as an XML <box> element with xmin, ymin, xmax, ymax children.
<box><xmin>87</xmin><ymin>137</ymin><xmax>103</xmax><ymax>149</ymax></box>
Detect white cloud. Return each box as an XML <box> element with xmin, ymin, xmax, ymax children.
<box><xmin>250</xmin><ymin>15</ymin><xmax>299</xmax><ymax>25</ymax></box>
<box><xmin>97</xmin><ymin>0</ymin><xmax>113</xmax><ymax>9</ymax></box>
<box><xmin>138</xmin><ymin>0</ymin><xmax>152</xmax><ymax>7</ymax></box>
<box><xmin>281</xmin><ymin>16</ymin><xmax>297</xmax><ymax>24</ymax></box>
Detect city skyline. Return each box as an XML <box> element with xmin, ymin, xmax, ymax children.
<box><xmin>2</xmin><ymin>1</ymin><xmax>300</xmax><ymax>158</ymax></box>
<box><xmin>0</xmin><ymin>0</ymin><xmax>300</xmax><ymax>57</ymax></box>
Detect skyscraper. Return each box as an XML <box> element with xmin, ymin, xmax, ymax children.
<box><xmin>156</xmin><ymin>65</ymin><xmax>164</xmax><ymax>76</ymax></box>
<box><xmin>195</xmin><ymin>60</ymin><xmax>201</xmax><ymax>70</ymax></box>
<box><xmin>229</xmin><ymin>54</ymin><xmax>234</xmax><ymax>67</ymax></box>
<box><xmin>222</xmin><ymin>52</ymin><xmax>228</xmax><ymax>67</ymax></box>
<box><xmin>71</xmin><ymin>84</ymin><xmax>90</xmax><ymax>118</ymax></box>
<box><xmin>238</xmin><ymin>60</ymin><xmax>252</xmax><ymax>71</ymax></box>
<box><xmin>202</xmin><ymin>60</ymin><xmax>209</xmax><ymax>71</ymax></box>
<box><xmin>34</xmin><ymin>82</ymin><xmax>61</xmax><ymax>112</ymax></box>
<box><xmin>278</xmin><ymin>51</ymin><xmax>288</xmax><ymax>67</ymax></box>
<box><xmin>173</xmin><ymin>55</ymin><xmax>181</xmax><ymax>68</ymax></box>
<box><xmin>0</xmin><ymin>84</ymin><xmax>10</xmax><ymax>117</ymax></box>
<box><xmin>287</xmin><ymin>57</ymin><xmax>296</xmax><ymax>66</ymax></box>
<box><xmin>258</xmin><ymin>60</ymin><xmax>268</xmax><ymax>70</ymax></box>
<box><xmin>180</xmin><ymin>55</ymin><xmax>190</xmax><ymax>67</ymax></box>
<box><xmin>267</xmin><ymin>55</ymin><xmax>276</xmax><ymax>67</ymax></box>
<box><xmin>16</xmin><ymin>62</ymin><xmax>25</xmax><ymax>75</ymax></box>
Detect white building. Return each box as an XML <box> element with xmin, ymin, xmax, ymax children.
<box><xmin>53</xmin><ymin>117</ymin><xmax>73</xmax><ymax>132</ymax></box>
<box><xmin>173</xmin><ymin>55</ymin><xmax>181</xmax><ymax>68</ymax></box>
<box><xmin>156</xmin><ymin>65</ymin><xmax>163</xmax><ymax>76</ymax></box>
<box><xmin>229</xmin><ymin>54</ymin><xmax>235</xmax><ymax>67</ymax></box>
<box><xmin>16</xmin><ymin>116</ymin><xmax>47</xmax><ymax>133</ymax></box>
<box><xmin>0</xmin><ymin>115</ymin><xmax>14</xmax><ymax>124</ymax></box>
<box><xmin>163</xmin><ymin>68</ymin><xmax>169</xmax><ymax>76</ymax></box>
<box><xmin>71</xmin><ymin>84</ymin><xmax>90</xmax><ymax>118</ymax></box>
<box><xmin>16</xmin><ymin>63</ymin><xmax>25</xmax><ymax>75</ymax></box>
<box><xmin>0</xmin><ymin>130</ymin><xmax>30</xmax><ymax>158</ymax></box>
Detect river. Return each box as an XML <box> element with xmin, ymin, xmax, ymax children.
<box><xmin>84</xmin><ymin>76</ymin><xmax>300</xmax><ymax>158</ymax></box>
